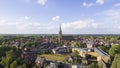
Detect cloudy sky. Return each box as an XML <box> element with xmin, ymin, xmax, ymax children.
<box><xmin>0</xmin><ymin>0</ymin><xmax>120</xmax><ymax>34</ymax></box>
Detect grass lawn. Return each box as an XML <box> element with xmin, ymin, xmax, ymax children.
<box><xmin>40</xmin><ymin>54</ymin><xmax>68</xmax><ymax>62</ymax></box>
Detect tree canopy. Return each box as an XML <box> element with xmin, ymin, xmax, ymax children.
<box><xmin>10</xmin><ymin>60</ymin><xmax>17</xmax><ymax>68</ymax></box>
<box><xmin>89</xmin><ymin>62</ymin><xmax>97</xmax><ymax>68</ymax></box>
<box><xmin>111</xmin><ymin>54</ymin><xmax>120</xmax><ymax>68</ymax></box>
<box><xmin>109</xmin><ymin>44</ymin><xmax>120</xmax><ymax>56</ymax></box>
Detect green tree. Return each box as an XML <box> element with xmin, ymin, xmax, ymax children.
<box><xmin>72</xmin><ymin>50</ymin><xmax>79</xmax><ymax>56</ymax></box>
<box><xmin>111</xmin><ymin>54</ymin><xmax>120</xmax><ymax>68</ymax></box>
<box><xmin>109</xmin><ymin>44</ymin><xmax>120</xmax><ymax>56</ymax></box>
<box><xmin>22</xmin><ymin>64</ymin><xmax>27</xmax><ymax>68</ymax></box>
<box><xmin>71</xmin><ymin>41</ymin><xmax>82</xmax><ymax>47</ymax></box>
<box><xmin>10</xmin><ymin>60</ymin><xmax>17</xmax><ymax>68</ymax></box>
<box><xmin>0</xmin><ymin>46</ymin><xmax>13</xmax><ymax>57</ymax></box>
<box><xmin>98</xmin><ymin>46</ymin><xmax>109</xmax><ymax>53</ymax></box>
<box><xmin>0</xmin><ymin>57</ymin><xmax>6</xmax><ymax>67</ymax></box>
<box><xmin>98</xmin><ymin>46</ymin><xmax>106</xmax><ymax>51</ymax></box>
<box><xmin>110</xmin><ymin>37</ymin><xmax>117</xmax><ymax>42</ymax></box>
<box><xmin>5</xmin><ymin>50</ymin><xmax>16</xmax><ymax>68</ymax></box>
<box><xmin>98</xmin><ymin>64</ymin><xmax>103</xmax><ymax>68</ymax></box>
<box><xmin>89</xmin><ymin>62</ymin><xmax>97</xmax><ymax>68</ymax></box>
<box><xmin>18</xmin><ymin>64</ymin><xmax>27</xmax><ymax>68</ymax></box>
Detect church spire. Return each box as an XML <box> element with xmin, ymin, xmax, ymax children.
<box><xmin>58</xmin><ymin>24</ymin><xmax>62</xmax><ymax>46</ymax></box>
<box><xmin>59</xmin><ymin>24</ymin><xmax>62</xmax><ymax>34</ymax></box>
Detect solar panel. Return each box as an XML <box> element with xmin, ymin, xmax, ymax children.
<box><xmin>94</xmin><ymin>47</ymin><xmax>109</xmax><ymax>56</ymax></box>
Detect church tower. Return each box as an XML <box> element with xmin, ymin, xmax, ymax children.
<box><xmin>58</xmin><ymin>25</ymin><xmax>62</xmax><ymax>46</ymax></box>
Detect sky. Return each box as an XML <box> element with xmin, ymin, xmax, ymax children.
<box><xmin>0</xmin><ymin>0</ymin><xmax>120</xmax><ymax>34</ymax></box>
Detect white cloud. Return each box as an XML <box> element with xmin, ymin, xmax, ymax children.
<box><xmin>52</xmin><ymin>16</ymin><xmax>60</xmax><ymax>22</ymax></box>
<box><xmin>1</xmin><ymin>8</ymin><xmax>120</xmax><ymax>34</ymax></box>
<box><xmin>61</xmin><ymin>19</ymin><xmax>120</xmax><ymax>34</ymax></box>
<box><xmin>93</xmin><ymin>9</ymin><xmax>120</xmax><ymax>34</ymax></box>
<box><xmin>96</xmin><ymin>0</ymin><xmax>104</xmax><ymax>5</ymax></box>
<box><xmin>22</xmin><ymin>0</ymin><xmax>47</xmax><ymax>6</ymax></box>
<box><xmin>62</xmin><ymin>19</ymin><xmax>98</xmax><ymax>30</ymax></box>
<box><xmin>83</xmin><ymin>0</ymin><xmax>104</xmax><ymax>7</ymax></box>
<box><xmin>61</xmin><ymin>12</ymin><xmax>120</xmax><ymax>34</ymax></box>
<box><xmin>0</xmin><ymin>17</ymin><xmax>58</xmax><ymax>34</ymax></box>
<box><xmin>0</xmin><ymin>19</ymin><xmax>6</xmax><ymax>23</ymax></box>
<box><xmin>0</xmin><ymin>18</ymin><xmax>98</xmax><ymax>34</ymax></box>
<box><xmin>0</xmin><ymin>17</ymin><xmax>120</xmax><ymax>34</ymax></box>
<box><xmin>101</xmin><ymin>9</ymin><xmax>120</xmax><ymax>20</ymax></box>
<box><xmin>37</xmin><ymin>0</ymin><xmax>47</xmax><ymax>5</ymax></box>
<box><xmin>83</xmin><ymin>2</ymin><xmax>94</xmax><ymax>8</ymax></box>
<box><xmin>114</xmin><ymin>3</ymin><xmax>120</xmax><ymax>7</ymax></box>
<box><xmin>21</xmin><ymin>16</ymin><xmax>30</xmax><ymax>20</ymax></box>
<box><xmin>107</xmin><ymin>10</ymin><xmax>120</xmax><ymax>17</ymax></box>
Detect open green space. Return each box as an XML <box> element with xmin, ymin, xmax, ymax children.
<box><xmin>40</xmin><ymin>54</ymin><xmax>69</xmax><ymax>62</ymax></box>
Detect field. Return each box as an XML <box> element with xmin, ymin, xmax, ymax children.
<box><xmin>40</xmin><ymin>54</ymin><xmax>69</xmax><ymax>62</ymax></box>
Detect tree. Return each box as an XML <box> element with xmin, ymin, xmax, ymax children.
<box><xmin>98</xmin><ymin>46</ymin><xmax>109</xmax><ymax>53</ymax></box>
<box><xmin>98</xmin><ymin>64</ymin><xmax>103</xmax><ymax>68</ymax></box>
<box><xmin>0</xmin><ymin>46</ymin><xmax>13</xmax><ymax>57</ymax></box>
<box><xmin>111</xmin><ymin>54</ymin><xmax>120</xmax><ymax>68</ymax></box>
<box><xmin>89</xmin><ymin>62</ymin><xmax>97</xmax><ymax>68</ymax></box>
<box><xmin>18</xmin><ymin>64</ymin><xmax>27</xmax><ymax>68</ymax></box>
<box><xmin>98</xmin><ymin>46</ymin><xmax>106</xmax><ymax>51</ymax></box>
<box><xmin>0</xmin><ymin>57</ymin><xmax>6</xmax><ymax>66</ymax></box>
<box><xmin>109</xmin><ymin>44</ymin><xmax>120</xmax><ymax>56</ymax></box>
<box><xmin>10</xmin><ymin>60</ymin><xmax>17</xmax><ymax>68</ymax></box>
<box><xmin>71</xmin><ymin>41</ymin><xmax>82</xmax><ymax>47</ymax></box>
<box><xmin>5</xmin><ymin>50</ymin><xmax>16</xmax><ymax>68</ymax></box>
<box><xmin>71</xmin><ymin>41</ymin><xmax>79</xmax><ymax>47</ymax></box>
<box><xmin>22</xmin><ymin>64</ymin><xmax>27</xmax><ymax>68</ymax></box>
<box><xmin>72</xmin><ymin>50</ymin><xmax>79</xmax><ymax>56</ymax></box>
<box><xmin>110</xmin><ymin>37</ymin><xmax>117</xmax><ymax>42</ymax></box>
